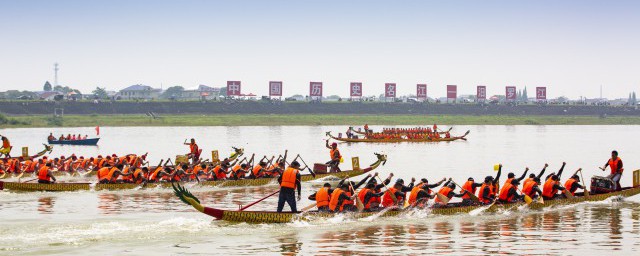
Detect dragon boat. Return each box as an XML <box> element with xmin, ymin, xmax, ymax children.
<box><xmin>0</xmin><ymin>153</ymin><xmax>386</xmax><ymax>192</ymax></box>
<box><xmin>328</xmin><ymin>130</ymin><xmax>469</xmax><ymax>143</ymax></box>
<box><xmin>0</xmin><ymin>145</ymin><xmax>53</xmax><ymax>179</ymax></box>
<box><xmin>172</xmin><ymin>170</ymin><xmax>640</xmax><ymax>224</ymax></box>
<box><xmin>1</xmin><ymin>147</ymin><xmax>246</xmax><ymax>180</ymax></box>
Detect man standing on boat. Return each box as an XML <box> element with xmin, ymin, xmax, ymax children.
<box><xmin>325</xmin><ymin>140</ymin><xmax>342</xmax><ymax>172</ymax></box>
<box><xmin>184</xmin><ymin>138</ymin><xmax>200</xmax><ymax>164</ymax></box>
<box><xmin>277</xmin><ymin>160</ymin><xmax>302</xmax><ymax>212</ymax></box>
<box><xmin>602</xmin><ymin>150</ymin><xmax>623</xmax><ymax>191</ymax></box>
<box><xmin>0</xmin><ymin>135</ymin><xmax>11</xmax><ymax>158</ymax></box>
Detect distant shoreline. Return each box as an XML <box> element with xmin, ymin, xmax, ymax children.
<box><xmin>1</xmin><ymin>114</ymin><xmax>639</xmax><ymax>128</ymax></box>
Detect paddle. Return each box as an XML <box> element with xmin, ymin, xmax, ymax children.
<box><xmin>300</xmin><ymin>202</ymin><xmax>317</xmax><ymax>212</ymax></box>
<box><xmin>452</xmin><ymin>181</ymin><xmax>480</xmax><ymax>203</ymax></box>
<box><xmin>22</xmin><ymin>178</ymin><xmax>38</xmax><ymax>183</ymax></box>
<box><xmin>377</xmin><ymin>175</ymin><xmax>398</xmax><ymax>205</ymax></box>
<box><xmin>579</xmin><ymin>169</ymin><xmax>590</xmax><ymax>196</ymax></box>
<box><xmin>515</xmin><ymin>186</ymin><xmax>533</xmax><ymax>205</ymax></box>
<box><xmin>296</xmin><ymin>154</ymin><xmax>316</xmax><ymax>178</ymax></box>
<box><xmin>347</xmin><ymin>179</ymin><xmax>365</xmax><ymax>212</ymax></box>
<box><xmin>436</xmin><ymin>192</ymin><xmax>450</xmax><ymax>204</ymax></box>
<box><xmin>239</xmin><ymin>190</ymin><xmax>279</xmax><ymax>211</ymax></box>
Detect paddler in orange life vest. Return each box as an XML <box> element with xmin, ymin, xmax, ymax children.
<box><xmin>498</xmin><ymin>179</ymin><xmax>524</xmax><ymax>203</ymax></box>
<box><xmin>523</xmin><ymin>163</ymin><xmax>548</xmax><ymax>190</ymax></box>
<box><xmin>277</xmin><ymin>160</ymin><xmax>303</xmax><ymax>212</ymax></box>
<box><xmin>382</xmin><ymin>178</ymin><xmax>416</xmax><ymax>208</ymax></box>
<box><xmin>434</xmin><ymin>179</ymin><xmax>469</xmax><ymax>205</ymax></box>
<box><xmin>325</xmin><ymin>140</ymin><xmax>342</xmax><ymax>172</ymax></box>
<box><xmin>564</xmin><ymin>168</ymin><xmax>585</xmax><ymax>196</ymax></box>
<box><xmin>309</xmin><ymin>183</ymin><xmax>333</xmax><ymax>212</ymax></box>
<box><xmin>501</xmin><ymin>167</ymin><xmax>529</xmax><ymax>194</ymax></box>
<box><xmin>602</xmin><ymin>150</ymin><xmax>623</xmax><ymax>191</ymax></box>
<box><xmin>359</xmin><ymin>172</ymin><xmax>393</xmax><ymax>210</ymax></box>
<box><xmin>541</xmin><ymin>162</ymin><xmax>568</xmax><ymax>199</ymax></box>
<box><xmin>522</xmin><ymin>177</ymin><xmax>543</xmax><ymax>199</ymax></box>
<box><xmin>37</xmin><ymin>162</ymin><xmax>57</xmax><ymax>184</ymax></box>
<box><xmin>184</xmin><ymin>138</ymin><xmax>200</xmax><ymax>164</ymax></box>
<box><xmin>460</xmin><ymin>177</ymin><xmax>483</xmax><ymax>205</ymax></box>
<box><xmin>408</xmin><ymin>177</ymin><xmax>447</xmax><ymax>207</ymax></box>
<box><xmin>329</xmin><ymin>183</ymin><xmax>357</xmax><ymax>212</ymax></box>
<box><xmin>479</xmin><ymin>176</ymin><xmax>498</xmax><ymax>204</ymax></box>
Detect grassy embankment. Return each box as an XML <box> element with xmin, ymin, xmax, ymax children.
<box><xmin>1</xmin><ymin>114</ymin><xmax>640</xmax><ymax>128</ymax></box>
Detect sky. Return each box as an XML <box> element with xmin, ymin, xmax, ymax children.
<box><xmin>1</xmin><ymin>0</ymin><xmax>639</xmax><ymax>99</ymax></box>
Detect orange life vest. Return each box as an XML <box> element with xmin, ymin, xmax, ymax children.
<box><xmin>38</xmin><ymin>166</ymin><xmax>50</xmax><ymax>181</ymax></box>
<box><xmin>97</xmin><ymin>167</ymin><xmax>111</xmax><ymax>181</ymax></box>
<box><xmin>608</xmin><ymin>157</ymin><xmax>623</xmax><ymax>174</ymax></box>
<box><xmin>190</xmin><ymin>143</ymin><xmax>198</xmax><ymax>154</ymax></box>
<box><xmin>121</xmin><ymin>167</ymin><xmax>132</xmax><ymax>182</ymax></box>
<box><xmin>329</xmin><ymin>188</ymin><xmax>345</xmax><ymax>212</ymax></box>
<box><xmin>435</xmin><ymin>186</ymin><xmax>453</xmax><ymax>204</ymax></box>
<box><xmin>330</xmin><ymin>148</ymin><xmax>341</xmax><ymax>160</ymax></box>
<box><xmin>542</xmin><ymin>178</ymin><xmax>557</xmax><ymax>198</ymax></box>
<box><xmin>498</xmin><ymin>182</ymin><xmax>515</xmax><ymax>201</ymax></box>
<box><xmin>479</xmin><ymin>183</ymin><xmax>492</xmax><ymax>203</ymax></box>
<box><xmin>133</xmin><ymin>168</ymin><xmax>144</xmax><ymax>183</ymax></box>
<box><xmin>107</xmin><ymin>167</ymin><xmax>119</xmax><ymax>182</ymax></box>
<box><xmin>408</xmin><ymin>185</ymin><xmax>427</xmax><ymax>205</ymax></box>
<box><xmin>522</xmin><ymin>180</ymin><xmax>538</xmax><ymax>197</ymax></box>
<box><xmin>357</xmin><ymin>188</ymin><xmax>373</xmax><ymax>209</ymax></box>
<box><xmin>149</xmin><ymin>167</ymin><xmax>163</xmax><ymax>181</ymax></box>
<box><xmin>564</xmin><ymin>178</ymin><xmax>578</xmax><ymax>195</ymax></box>
<box><xmin>252</xmin><ymin>165</ymin><xmax>263</xmax><ymax>177</ymax></box>
<box><xmin>316</xmin><ymin>187</ymin><xmax>330</xmax><ymax>207</ymax></box>
<box><xmin>461</xmin><ymin>181</ymin><xmax>476</xmax><ymax>199</ymax></box>
<box><xmin>382</xmin><ymin>187</ymin><xmax>400</xmax><ymax>207</ymax></box>
<box><xmin>280</xmin><ymin>167</ymin><xmax>298</xmax><ymax>189</ymax></box>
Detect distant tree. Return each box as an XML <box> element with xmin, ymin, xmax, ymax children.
<box><xmin>43</xmin><ymin>81</ymin><xmax>52</xmax><ymax>91</ymax></box>
<box><xmin>54</xmin><ymin>85</ymin><xmax>74</xmax><ymax>94</ymax></box>
<box><xmin>92</xmin><ymin>87</ymin><xmax>108</xmax><ymax>99</ymax></box>
<box><xmin>161</xmin><ymin>86</ymin><xmax>185</xmax><ymax>99</ymax></box>
<box><xmin>326</xmin><ymin>95</ymin><xmax>341</xmax><ymax>100</ymax></box>
<box><xmin>517</xmin><ymin>90</ymin><xmax>522</xmax><ymax>102</ymax></box>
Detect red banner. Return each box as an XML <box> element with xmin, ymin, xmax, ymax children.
<box><xmin>477</xmin><ymin>85</ymin><xmax>487</xmax><ymax>101</ymax></box>
<box><xmin>447</xmin><ymin>85</ymin><xmax>457</xmax><ymax>99</ymax></box>
<box><xmin>309</xmin><ymin>82</ymin><xmax>323</xmax><ymax>97</ymax></box>
<box><xmin>350</xmin><ymin>82</ymin><xmax>362</xmax><ymax>97</ymax></box>
<box><xmin>269</xmin><ymin>81</ymin><xmax>282</xmax><ymax>96</ymax></box>
<box><xmin>536</xmin><ymin>87</ymin><xmax>547</xmax><ymax>100</ymax></box>
<box><xmin>227</xmin><ymin>81</ymin><xmax>241</xmax><ymax>96</ymax></box>
<box><xmin>416</xmin><ymin>84</ymin><xmax>427</xmax><ymax>99</ymax></box>
<box><xmin>385</xmin><ymin>83</ymin><xmax>397</xmax><ymax>98</ymax></box>
<box><xmin>505</xmin><ymin>86</ymin><xmax>516</xmax><ymax>101</ymax></box>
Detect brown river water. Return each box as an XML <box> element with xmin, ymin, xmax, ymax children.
<box><xmin>0</xmin><ymin>125</ymin><xmax>639</xmax><ymax>255</ymax></box>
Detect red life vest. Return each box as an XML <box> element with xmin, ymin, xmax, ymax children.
<box><xmin>542</xmin><ymin>178</ymin><xmax>557</xmax><ymax>198</ymax></box>
<box><xmin>382</xmin><ymin>187</ymin><xmax>400</xmax><ymax>207</ymax></box>
<box><xmin>316</xmin><ymin>187</ymin><xmax>330</xmax><ymax>207</ymax></box>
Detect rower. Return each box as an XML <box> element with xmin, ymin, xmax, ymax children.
<box><xmin>309</xmin><ymin>183</ymin><xmax>333</xmax><ymax>212</ymax></box>
<box><xmin>97</xmin><ymin>164</ymin><xmax>112</xmax><ymax>183</ymax></box>
<box><xmin>601</xmin><ymin>150</ymin><xmax>623</xmax><ymax>191</ymax></box>
<box><xmin>502</xmin><ymin>167</ymin><xmax>529</xmax><ymax>192</ymax></box>
<box><xmin>171</xmin><ymin>164</ymin><xmax>190</xmax><ymax>181</ymax></box>
<box><xmin>335</xmin><ymin>174</ymin><xmax>373</xmax><ymax>211</ymax></box>
<box><xmin>434</xmin><ymin>179</ymin><xmax>468</xmax><ymax>205</ymax></box>
<box><xmin>37</xmin><ymin>162</ymin><xmax>56</xmax><ymax>184</ymax></box>
<box><xmin>382</xmin><ymin>178</ymin><xmax>415</xmax><ymax>208</ymax></box>
<box><xmin>523</xmin><ymin>163</ymin><xmax>548</xmax><ymax>189</ymax></box>
<box><xmin>542</xmin><ymin>174</ymin><xmax>566</xmax><ymax>200</ymax></box>
<box><xmin>47</xmin><ymin>133</ymin><xmax>55</xmax><ymax>141</ymax></box>
<box><xmin>0</xmin><ymin>135</ymin><xmax>11</xmax><ymax>157</ymax></box>
<box><xmin>479</xmin><ymin>176</ymin><xmax>497</xmax><ymax>204</ymax></box>
<box><xmin>132</xmin><ymin>167</ymin><xmax>149</xmax><ymax>184</ymax></box>
<box><xmin>277</xmin><ymin>161</ymin><xmax>302</xmax><ymax>212</ymax></box>
<box><xmin>250</xmin><ymin>161</ymin><xmax>267</xmax><ymax>179</ymax></box>
<box><xmin>460</xmin><ymin>177</ymin><xmax>482</xmax><ymax>205</ymax></box>
<box><xmin>184</xmin><ymin>138</ymin><xmax>200</xmax><ymax>164</ymax></box>
<box><xmin>358</xmin><ymin>179</ymin><xmax>387</xmax><ymax>211</ymax></box>
<box><xmin>329</xmin><ymin>183</ymin><xmax>353</xmax><ymax>212</ymax></box>
<box><xmin>408</xmin><ymin>178</ymin><xmax>446</xmax><ymax>207</ymax></box>
<box><xmin>564</xmin><ymin>168</ymin><xmax>585</xmax><ymax>196</ymax></box>
<box><xmin>106</xmin><ymin>164</ymin><xmax>132</xmax><ymax>184</ymax></box>
<box><xmin>522</xmin><ymin>177</ymin><xmax>543</xmax><ymax>199</ymax></box>
<box><xmin>325</xmin><ymin>141</ymin><xmax>342</xmax><ymax>172</ymax></box>
<box><xmin>498</xmin><ymin>179</ymin><xmax>523</xmax><ymax>203</ymax></box>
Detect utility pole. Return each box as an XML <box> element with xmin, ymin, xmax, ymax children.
<box><xmin>54</xmin><ymin>62</ymin><xmax>59</xmax><ymax>86</ymax></box>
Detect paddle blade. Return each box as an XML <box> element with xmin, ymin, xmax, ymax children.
<box><xmin>564</xmin><ymin>189</ymin><xmax>574</xmax><ymax>199</ymax></box>
<box><xmin>301</xmin><ymin>202</ymin><xmax>317</xmax><ymax>212</ymax></box>
<box><xmin>584</xmin><ymin>190</ymin><xmax>590</xmax><ymax>197</ymax></box>
<box><xmin>436</xmin><ymin>193</ymin><xmax>450</xmax><ymax>204</ymax></box>
<box><xmin>403</xmin><ymin>199</ymin><xmax>409</xmax><ymax>209</ymax></box>
<box><xmin>356</xmin><ymin>198</ymin><xmax>365</xmax><ymax>212</ymax></box>
<box><xmin>524</xmin><ymin>195</ymin><xmax>533</xmax><ymax>205</ymax></box>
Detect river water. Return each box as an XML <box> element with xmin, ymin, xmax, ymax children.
<box><xmin>0</xmin><ymin>125</ymin><xmax>639</xmax><ymax>255</ymax></box>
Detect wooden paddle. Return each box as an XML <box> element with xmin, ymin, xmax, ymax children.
<box><xmin>300</xmin><ymin>202</ymin><xmax>317</xmax><ymax>212</ymax></box>
<box><xmin>515</xmin><ymin>186</ymin><xmax>533</xmax><ymax>205</ymax></box>
<box><xmin>377</xmin><ymin>175</ymin><xmax>398</xmax><ymax>204</ymax></box>
<box><xmin>579</xmin><ymin>169</ymin><xmax>589</xmax><ymax>196</ymax></box>
<box><xmin>296</xmin><ymin>154</ymin><xmax>316</xmax><ymax>178</ymax></box>
<box><xmin>563</xmin><ymin>187</ymin><xmax>574</xmax><ymax>199</ymax></box>
<box><xmin>436</xmin><ymin>192</ymin><xmax>450</xmax><ymax>204</ymax></box>
<box><xmin>452</xmin><ymin>181</ymin><xmax>480</xmax><ymax>203</ymax></box>
<box><xmin>22</xmin><ymin>178</ymin><xmax>38</xmax><ymax>183</ymax></box>
<box><xmin>348</xmin><ymin>179</ymin><xmax>365</xmax><ymax>212</ymax></box>
<box><xmin>239</xmin><ymin>190</ymin><xmax>280</xmax><ymax>211</ymax></box>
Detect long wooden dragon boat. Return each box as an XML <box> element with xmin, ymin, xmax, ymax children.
<box><xmin>173</xmin><ymin>170</ymin><xmax>640</xmax><ymax>224</ymax></box>
<box><xmin>0</xmin><ymin>153</ymin><xmax>386</xmax><ymax>192</ymax></box>
<box><xmin>328</xmin><ymin>130</ymin><xmax>469</xmax><ymax>143</ymax></box>
<box><xmin>350</xmin><ymin>126</ymin><xmax>452</xmax><ymax>135</ymax></box>
<box><xmin>0</xmin><ymin>145</ymin><xmax>53</xmax><ymax>179</ymax></box>
<box><xmin>1</xmin><ymin>147</ymin><xmax>245</xmax><ymax>180</ymax></box>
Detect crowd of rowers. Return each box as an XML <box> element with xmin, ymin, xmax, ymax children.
<box><xmin>276</xmin><ymin>154</ymin><xmax>624</xmax><ymax>213</ymax></box>
<box><xmin>349</xmin><ymin>124</ymin><xmax>451</xmax><ymax>140</ymax></box>
<box><xmin>33</xmin><ymin>152</ymin><xmax>301</xmax><ymax>184</ymax></box>
<box><xmin>47</xmin><ymin>133</ymin><xmax>89</xmax><ymax>141</ymax></box>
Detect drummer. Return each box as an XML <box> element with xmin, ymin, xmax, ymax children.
<box><xmin>602</xmin><ymin>150</ymin><xmax>623</xmax><ymax>191</ymax></box>
<box><xmin>0</xmin><ymin>135</ymin><xmax>11</xmax><ymax>158</ymax></box>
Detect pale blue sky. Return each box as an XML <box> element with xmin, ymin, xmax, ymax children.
<box><xmin>1</xmin><ymin>0</ymin><xmax>639</xmax><ymax>98</ymax></box>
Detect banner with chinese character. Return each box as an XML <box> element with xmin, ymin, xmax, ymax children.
<box><xmin>269</xmin><ymin>81</ymin><xmax>282</xmax><ymax>96</ymax></box>
<box><xmin>309</xmin><ymin>82</ymin><xmax>323</xmax><ymax>97</ymax></box>
<box><xmin>536</xmin><ymin>87</ymin><xmax>547</xmax><ymax>100</ymax></box>
<box><xmin>477</xmin><ymin>85</ymin><xmax>487</xmax><ymax>101</ymax></box>
<box><xmin>416</xmin><ymin>84</ymin><xmax>427</xmax><ymax>99</ymax></box>
<box><xmin>350</xmin><ymin>82</ymin><xmax>362</xmax><ymax>97</ymax></box>
<box><xmin>447</xmin><ymin>85</ymin><xmax>457</xmax><ymax>99</ymax></box>
<box><xmin>385</xmin><ymin>83</ymin><xmax>396</xmax><ymax>98</ymax></box>
<box><xmin>506</xmin><ymin>86</ymin><xmax>516</xmax><ymax>101</ymax></box>
<box><xmin>227</xmin><ymin>81</ymin><xmax>241</xmax><ymax>96</ymax></box>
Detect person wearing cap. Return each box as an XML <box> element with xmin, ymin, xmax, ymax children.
<box><xmin>501</xmin><ymin>167</ymin><xmax>529</xmax><ymax>195</ymax></box>
<box><xmin>523</xmin><ymin>163</ymin><xmax>548</xmax><ymax>190</ymax></box>
<box><xmin>358</xmin><ymin>175</ymin><xmax>389</xmax><ymax>211</ymax></box>
<box><xmin>564</xmin><ymin>168</ymin><xmax>585</xmax><ymax>196</ymax></box>
<box><xmin>498</xmin><ymin>179</ymin><xmax>524</xmax><ymax>203</ymax></box>
<box><xmin>184</xmin><ymin>138</ymin><xmax>200</xmax><ymax>164</ymax></box>
<box><xmin>435</xmin><ymin>179</ymin><xmax>468</xmax><ymax>205</ymax></box>
<box><xmin>308</xmin><ymin>183</ymin><xmax>334</xmax><ymax>212</ymax></box>
<box><xmin>460</xmin><ymin>177</ymin><xmax>483</xmax><ymax>205</ymax></box>
<box><xmin>522</xmin><ymin>177</ymin><xmax>543</xmax><ymax>199</ymax></box>
<box><xmin>382</xmin><ymin>177</ymin><xmax>415</xmax><ymax>208</ymax></box>
<box><xmin>408</xmin><ymin>177</ymin><xmax>447</xmax><ymax>207</ymax></box>
<box><xmin>542</xmin><ymin>174</ymin><xmax>567</xmax><ymax>200</ymax></box>
<box><xmin>361</xmin><ymin>172</ymin><xmax>393</xmax><ymax>209</ymax></box>
<box><xmin>329</xmin><ymin>183</ymin><xmax>356</xmax><ymax>212</ymax></box>
<box><xmin>602</xmin><ymin>150</ymin><xmax>623</xmax><ymax>191</ymax></box>
<box><xmin>325</xmin><ymin>140</ymin><xmax>342</xmax><ymax>172</ymax></box>
<box><xmin>277</xmin><ymin>160</ymin><xmax>303</xmax><ymax>212</ymax></box>
<box><xmin>334</xmin><ymin>173</ymin><xmax>373</xmax><ymax>211</ymax></box>
<box><xmin>479</xmin><ymin>176</ymin><xmax>497</xmax><ymax>204</ymax></box>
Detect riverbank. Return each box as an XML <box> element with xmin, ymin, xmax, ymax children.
<box><xmin>1</xmin><ymin>114</ymin><xmax>640</xmax><ymax>128</ymax></box>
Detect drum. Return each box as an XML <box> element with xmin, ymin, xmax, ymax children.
<box><xmin>313</xmin><ymin>163</ymin><xmax>329</xmax><ymax>174</ymax></box>
<box><xmin>590</xmin><ymin>176</ymin><xmax>614</xmax><ymax>194</ymax></box>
